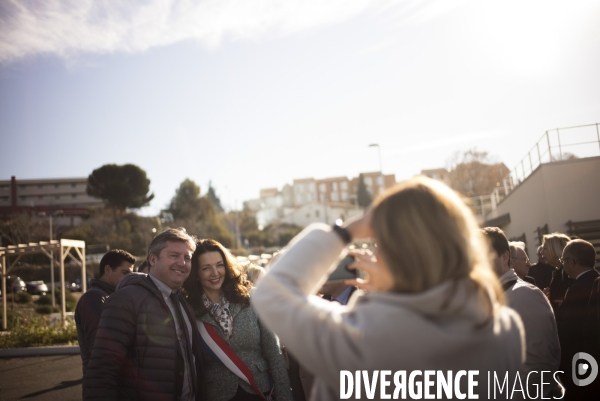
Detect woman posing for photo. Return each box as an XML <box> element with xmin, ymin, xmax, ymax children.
<box><xmin>183</xmin><ymin>239</ymin><xmax>293</xmax><ymax>401</ymax></box>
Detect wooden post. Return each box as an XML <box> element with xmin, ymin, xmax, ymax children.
<box><xmin>60</xmin><ymin>242</ymin><xmax>66</xmax><ymax>325</ymax></box>
<box><xmin>1</xmin><ymin>254</ymin><xmax>6</xmax><ymax>331</ymax></box>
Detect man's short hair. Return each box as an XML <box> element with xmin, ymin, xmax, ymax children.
<box><xmin>482</xmin><ymin>227</ymin><xmax>510</xmax><ymax>264</ymax></box>
<box><xmin>147</xmin><ymin>227</ymin><xmax>196</xmax><ymax>266</ymax></box>
<box><xmin>99</xmin><ymin>249</ymin><xmax>136</xmax><ymax>277</ymax></box>
<box><xmin>564</xmin><ymin>239</ymin><xmax>596</xmax><ymax>268</ymax></box>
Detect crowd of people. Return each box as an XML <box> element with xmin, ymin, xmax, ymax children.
<box><xmin>74</xmin><ymin>176</ymin><xmax>600</xmax><ymax>400</ymax></box>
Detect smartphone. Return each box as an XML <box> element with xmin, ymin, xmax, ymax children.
<box><xmin>327</xmin><ymin>255</ymin><xmax>358</xmax><ymax>282</ymax></box>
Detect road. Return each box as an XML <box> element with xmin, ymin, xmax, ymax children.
<box><xmin>0</xmin><ymin>354</ymin><xmax>82</xmax><ymax>401</ymax></box>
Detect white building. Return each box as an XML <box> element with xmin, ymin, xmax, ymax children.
<box><xmin>248</xmin><ymin>172</ymin><xmax>396</xmax><ymax>228</ymax></box>
<box><xmin>280</xmin><ymin>202</ymin><xmax>363</xmax><ymax>227</ymax></box>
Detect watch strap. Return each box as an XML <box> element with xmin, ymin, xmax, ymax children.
<box><xmin>332</xmin><ymin>224</ymin><xmax>352</xmax><ymax>245</ymax></box>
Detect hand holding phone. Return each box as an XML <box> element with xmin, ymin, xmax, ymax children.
<box><xmin>327</xmin><ymin>255</ymin><xmax>358</xmax><ymax>282</ymax></box>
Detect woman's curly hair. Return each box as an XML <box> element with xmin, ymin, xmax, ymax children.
<box><xmin>183</xmin><ymin>238</ymin><xmax>252</xmax><ymax>317</ymax></box>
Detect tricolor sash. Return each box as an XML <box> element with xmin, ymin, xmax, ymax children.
<box><xmin>198</xmin><ymin>321</ymin><xmax>274</xmax><ymax>400</ymax></box>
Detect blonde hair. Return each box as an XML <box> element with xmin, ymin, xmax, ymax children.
<box><xmin>371</xmin><ymin>176</ymin><xmax>503</xmax><ymax>314</ymax></box>
<box><xmin>542</xmin><ymin>233</ymin><xmax>570</xmax><ymax>267</ymax></box>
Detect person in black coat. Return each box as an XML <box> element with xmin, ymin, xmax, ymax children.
<box><xmin>556</xmin><ymin>239</ymin><xmax>600</xmax><ymax>400</ymax></box>
<box><xmin>529</xmin><ymin>245</ymin><xmax>555</xmax><ymax>291</ymax></box>
<box><xmin>542</xmin><ymin>233</ymin><xmax>575</xmax><ymax>316</ymax></box>
<box><xmin>75</xmin><ymin>249</ymin><xmax>135</xmax><ymax>377</ymax></box>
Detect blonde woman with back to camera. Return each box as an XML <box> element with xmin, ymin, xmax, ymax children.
<box><xmin>542</xmin><ymin>233</ymin><xmax>575</xmax><ymax>314</ymax></box>
<box><xmin>252</xmin><ymin>176</ymin><xmax>525</xmax><ymax>400</ymax></box>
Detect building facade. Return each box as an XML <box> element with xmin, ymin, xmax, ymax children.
<box><xmin>250</xmin><ymin>172</ymin><xmax>396</xmax><ymax>228</ymax></box>
<box><xmin>0</xmin><ymin>176</ymin><xmax>104</xmax><ymax>224</ymax></box>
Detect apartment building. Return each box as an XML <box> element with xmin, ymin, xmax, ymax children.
<box><xmin>252</xmin><ymin>171</ymin><xmax>396</xmax><ymax>228</ymax></box>
<box><xmin>0</xmin><ymin>176</ymin><xmax>103</xmax><ymax>223</ymax></box>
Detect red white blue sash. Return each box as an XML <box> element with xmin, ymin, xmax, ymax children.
<box><xmin>198</xmin><ymin>321</ymin><xmax>273</xmax><ymax>400</ymax></box>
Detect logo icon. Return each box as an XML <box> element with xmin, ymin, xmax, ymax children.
<box><xmin>572</xmin><ymin>352</ymin><xmax>598</xmax><ymax>387</ymax></box>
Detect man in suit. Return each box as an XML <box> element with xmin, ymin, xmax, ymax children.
<box><xmin>557</xmin><ymin>239</ymin><xmax>600</xmax><ymax>399</ymax></box>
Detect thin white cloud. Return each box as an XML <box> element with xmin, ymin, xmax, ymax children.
<box><xmin>0</xmin><ymin>0</ymin><xmax>464</xmax><ymax>64</ymax></box>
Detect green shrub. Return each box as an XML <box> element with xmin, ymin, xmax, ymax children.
<box><xmin>37</xmin><ymin>293</ymin><xmax>75</xmax><ymax>311</ymax></box>
<box><xmin>0</xmin><ymin>310</ymin><xmax>21</xmax><ymax>331</ymax></box>
<box><xmin>0</xmin><ymin>315</ymin><xmax>78</xmax><ymax>349</ymax></box>
<box><xmin>35</xmin><ymin>305</ymin><xmax>59</xmax><ymax>315</ymax></box>
<box><xmin>35</xmin><ymin>295</ymin><xmax>53</xmax><ymax>305</ymax></box>
<box><xmin>53</xmin><ymin>288</ymin><xmax>76</xmax><ymax>303</ymax></box>
<box><xmin>14</xmin><ymin>292</ymin><xmax>32</xmax><ymax>304</ymax></box>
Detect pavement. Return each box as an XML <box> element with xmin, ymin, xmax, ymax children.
<box><xmin>0</xmin><ymin>346</ymin><xmax>82</xmax><ymax>401</ymax></box>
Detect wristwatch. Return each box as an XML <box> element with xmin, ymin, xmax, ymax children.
<box><xmin>332</xmin><ymin>223</ymin><xmax>352</xmax><ymax>245</ymax></box>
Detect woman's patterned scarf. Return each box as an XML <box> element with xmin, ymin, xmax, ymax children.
<box><xmin>202</xmin><ymin>293</ymin><xmax>233</xmax><ymax>339</ymax></box>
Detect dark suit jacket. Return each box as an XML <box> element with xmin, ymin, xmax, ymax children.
<box><xmin>583</xmin><ymin>276</ymin><xmax>600</xmax><ymax>358</ymax></box>
<box><xmin>557</xmin><ymin>269</ymin><xmax>600</xmax><ymax>399</ymax></box>
<box><xmin>558</xmin><ymin>270</ymin><xmax>600</xmax><ymax>349</ymax></box>
<box><xmin>549</xmin><ymin>267</ymin><xmax>576</xmax><ymax>318</ymax></box>
<box><xmin>528</xmin><ymin>262</ymin><xmax>555</xmax><ymax>290</ymax></box>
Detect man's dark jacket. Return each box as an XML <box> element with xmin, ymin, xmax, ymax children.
<box><xmin>75</xmin><ymin>279</ymin><xmax>115</xmax><ymax>376</ymax></box>
<box><xmin>83</xmin><ymin>273</ymin><xmax>204</xmax><ymax>401</ymax></box>
<box><xmin>549</xmin><ymin>266</ymin><xmax>575</xmax><ymax>317</ymax></box>
<box><xmin>557</xmin><ymin>269</ymin><xmax>600</xmax><ymax>400</ymax></box>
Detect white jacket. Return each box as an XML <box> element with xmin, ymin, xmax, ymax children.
<box><xmin>253</xmin><ymin>224</ymin><xmax>526</xmax><ymax>400</ymax></box>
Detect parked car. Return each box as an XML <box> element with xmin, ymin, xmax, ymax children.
<box><xmin>52</xmin><ymin>280</ymin><xmax>82</xmax><ymax>292</ymax></box>
<box><xmin>26</xmin><ymin>280</ymin><xmax>49</xmax><ymax>295</ymax></box>
<box><xmin>6</xmin><ymin>276</ymin><xmax>26</xmax><ymax>293</ymax></box>
<box><xmin>68</xmin><ymin>279</ymin><xmax>82</xmax><ymax>292</ymax></box>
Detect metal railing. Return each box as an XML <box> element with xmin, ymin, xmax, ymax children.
<box><xmin>467</xmin><ymin>123</ymin><xmax>600</xmax><ymax>221</ymax></box>
<box><xmin>503</xmin><ymin>123</ymin><xmax>600</xmax><ymax>192</ymax></box>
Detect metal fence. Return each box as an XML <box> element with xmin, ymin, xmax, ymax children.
<box><xmin>504</xmin><ymin>123</ymin><xmax>600</xmax><ymax>191</ymax></box>
<box><xmin>467</xmin><ymin>123</ymin><xmax>600</xmax><ymax>221</ymax></box>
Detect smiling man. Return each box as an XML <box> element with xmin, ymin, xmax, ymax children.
<box><xmin>83</xmin><ymin>228</ymin><xmax>204</xmax><ymax>401</ymax></box>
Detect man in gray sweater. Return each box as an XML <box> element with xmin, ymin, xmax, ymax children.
<box><xmin>483</xmin><ymin>227</ymin><xmax>562</xmax><ymax>398</ymax></box>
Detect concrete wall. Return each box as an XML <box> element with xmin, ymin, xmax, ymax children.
<box><xmin>488</xmin><ymin>156</ymin><xmax>600</xmax><ymax>259</ymax></box>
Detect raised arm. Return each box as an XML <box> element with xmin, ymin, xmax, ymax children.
<box><xmin>252</xmin><ymin>224</ymin><xmax>366</xmax><ymax>386</ymax></box>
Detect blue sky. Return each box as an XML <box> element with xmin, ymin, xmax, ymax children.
<box><xmin>1</xmin><ymin>0</ymin><xmax>599</xmax><ymax>215</ymax></box>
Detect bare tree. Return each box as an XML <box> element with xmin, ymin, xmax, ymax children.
<box><xmin>446</xmin><ymin>149</ymin><xmax>509</xmax><ymax>197</ymax></box>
